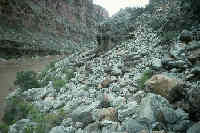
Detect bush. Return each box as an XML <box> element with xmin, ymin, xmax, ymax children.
<box><xmin>53</xmin><ymin>79</ymin><xmax>65</xmax><ymax>90</ymax></box>
<box><xmin>137</xmin><ymin>70</ymin><xmax>154</xmax><ymax>89</ymax></box>
<box><xmin>14</xmin><ymin>71</ymin><xmax>41</xmax><ymax>91</ymax></box>
<box><xmin>0</xmin><ymin>122</ymin><xmax>9</xmax><ymax>133</ymax></box>
<box><xmin>3</xmin><ymin>96</ymin><xmax>34</xmax><ymax>125</ymax></box>
<box><xmin>25</xmin><ymin>108</ymin><xmax>67</xmax><ymax>133</ymax></box>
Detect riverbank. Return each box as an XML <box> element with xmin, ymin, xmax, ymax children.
<box><xmin>0</xmin><ymin>55</ymin><xmax>63</xmax><ymax>122</ymax></box>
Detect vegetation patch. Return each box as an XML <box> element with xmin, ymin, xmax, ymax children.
<box><xmin>3</xmin><ymin>95</ymin><xmax>67</xmax><ymax>133</ymax></box>
<box><xmin>137</xmin><ymin>70</ymin><xmax>154</xmax><ymax>89</ymax></box>
<box><xmin>25</xmin><ymin>108</ymin><xmax>67</xmax><ymax>133</ymax></box>
<box><xmin>3</xmin><ymin>96</ymin><xmax>34</xmax><ymax>125</ymax></box>
<box><xmin>14</xmin><ymin>71</ymin><xmax>41</xmax><ymax>91</ymax></box>
<box><xmin>0</xmin><ymin>122</ymin><xmax>9</xmax><ymax>133</ymax></box>
<box><xmin>53</xmin><ymin>79</ymin><xmax>65</xmax><ymax>90</ymax></box>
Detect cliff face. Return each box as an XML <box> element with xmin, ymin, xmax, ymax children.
<box><xmin>0</xmin><ymin>0</ymin><xmax>108</xmax><ymax>56</ymax></box>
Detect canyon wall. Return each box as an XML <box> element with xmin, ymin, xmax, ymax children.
<box><xmin>0</xmin><ymin>0</ymin><xmax>108</xmax><ymax>56</ymax></box>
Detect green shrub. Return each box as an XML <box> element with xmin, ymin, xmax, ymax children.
<box><xmin>3</xmin><ymin>96</ymin><xmax>34</xmax><ymax>125</ymax></box>
<box><xmin>53</xmin><ymin>79</ymin><xmax>65</xmax><ymax>90</ymax></box>
<box><xmin>137</xmin><ymin>70</ymin><xmax>154</xmax><ymax>89</ymax></box>
<box><xmin>3</xmin><ymin>96</ymin><xmax>67</xmax><ymax>133</ymax></box>
<box><xmin>26</xmin><ymin>108</ymin><xmax>67</xmax><ymax>133</ymax></box>
<box><xmin>0</xmin><ymin>122</ymin><xmax>9</xmax><ymax>133</ymax></box>
<box><xmin>14</xmin><ymin>71</ymin><xmax>41</xmax><ymax>91</ymax></box>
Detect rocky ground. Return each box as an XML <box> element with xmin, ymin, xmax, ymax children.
<box><xmin>1</xmin><ymin>0</ymin><xmax>200</xmax><ymax>133</ymax></box>
<box><xmin>2</xmin><ymin>20</ymin><xmax>200</xmax><ymax>133</ymax></box>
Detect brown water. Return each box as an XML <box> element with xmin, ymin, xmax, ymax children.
<box><xmin>0</xmin><ymin>56</ymin><xmax>62</xmax><ymax>121</ymax></box>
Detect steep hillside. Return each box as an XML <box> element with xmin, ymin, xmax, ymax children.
<box><xmin>0</xmin><ymin>0</ymin><xmax>108</xmax><ymax>57</ymax></box>
<box><xmin>1</xmin><ymin>0</ymin><xmax>200</xmax><ymax>133</ymax></box>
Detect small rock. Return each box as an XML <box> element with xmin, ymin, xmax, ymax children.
<box><xmin>151</xmin><ymin>58</ymin><xmax>162</xmax><ymax>70</ymax></box>
<box><xmin>98</xmin><ymin>78</ymin><xmax>112</xmax><ymax>88</ymax></box>
<box><xmin>98</xmin><ymin>94</ymin><xmax>111</xmax><ymax>108</ymax></box>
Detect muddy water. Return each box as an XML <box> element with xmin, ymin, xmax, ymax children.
<box><xmin>0</xmin><ymin>56</ymin><xmax>62</xmax><ymax>121</ymax></box>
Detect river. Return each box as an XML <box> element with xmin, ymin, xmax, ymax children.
<box><xmin>0</xmin><ymin>56</ymin><xmax>62</xmax><ymax>121</ymax></box>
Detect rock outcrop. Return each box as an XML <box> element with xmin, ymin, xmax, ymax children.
<box><xmin>0</xmin><ymin>0</ymin><xmax>108</xmax><ymax>57</ymax></box>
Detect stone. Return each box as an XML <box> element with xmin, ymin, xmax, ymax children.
<box><xmin>139</xmin><ymin>93</ymin><xmax>190</xmax><ymax>132</ymax></box>
<box><xmin>118</xmin><ymin>101</ymin><xmax>138</xmax><ymax>121</ymax></box>
<box><xmin>84</xmin><ymin>122</ymin><xmax>101</xmax><ymax>133</ymax></box>
<box><xmin>187</xmin><ymin>41</ymin><xmax>200</xmax><ymax>61</ymax></box>
<box><xmin>139</xmin><ymin>130</ymin><xmax>166</xmax><ymax>133</ymax></box>
<box><xmin>93</xmin><ymin>107</ymin><xmax>118</xmax><ymax>122</ymax></box>
<box><xmin>151</xmin><ymin>58</ymin><xmax>162</xmax><ymax>70</ymax></box>
<box><xmin>139</xmin><ymin>93</ymin><xmax>169</xmax><ymax>123</ymax></box>
<box><xmin>187</xmin><ymin>122</ymin><xmax>200</xmax><ymax>133</ymax></box>
<box><xmin>191</xmin><ymin>66</ymin><xmax>200</xmax><ymax>75</ymax></box>
<box><xmin>145</xmin><ymin>74</ymin><xmax>182</xmax><ymax>102</ymax></box>
<box><xmin>101</xmin><ymin>121</ymin><xmax>121</xmax><ymax>133</ymax></box>
<box><xmin>188</xmin><ymin>87</ymin><xmax>200</xmax><ymax>121</ymax></box>
<box><xmin>98</xmin><ymin>94</ymin><xmax>111</xmax><ymax>108</ymax></box>
<box><xmin>111</xmin><ymin>96</ymin><xmax>126</xmax><ymax>108</ymax></box>
<box><xmin>123</xmin><ymin>119</ymin><xmax>147</xmax><ymax>133</ymax></box>
<box><xmin>98</xmin><ymin>78</ymin><xmax>112</xmax><ymax>88</ymax></box>
<box><xmin>71</xmin><ymin>101</ymin><xmax>100</xmax><ymax>125</ymax></box>
<box><xmin>111</xmin><ymin>66</ymin><xmax>122</xmax><ymax>76</ymax></box>
<box><xmin>49</xmin><ymin>126</ymin><xmax>65</xmax><ymax>133</ymax></box>
<box><xmin>8</xmin><ymin>119</ymin><xmax>36</xmax><ymax>133</ymax></box>
<box><xmin>179</xmin><ymin>30</ymin><xmax>193</xmax><ymax>43</ymax></box>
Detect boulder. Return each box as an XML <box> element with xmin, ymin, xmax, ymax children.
<box><xmin>98</xmin><ymin>78</ymin><xmax>112</xmax><ymax>89</ymax></box>
<box><xmin>179</xmin><ymin>30</ymin><xmax>193</xmax><ymax>43</ymax></box>
<box><xmin>139</xmin><ymin>93</ymin><xmax>170</xmax><ymax>123</ymax></box>
<box><xmin>145</xmin><ymin>74</ymin><xmax>184</xmax><ymax>102</ymax></box>
<box><xmin>118</xmin><ymin>101</ymin><xmax>138</xmax><ymax>121</ymax></box>
<box><xmin>187</xmin><ymin>122</ymin><xmax>200</xmax><ymax>133</ymax></box>
<box><xmin>139</xmin><ymin>93</ymin><xmax>190</xmax><ymax>132</ymax></box>
<box><xmin>49</xmin><ymin>126</ymin><xmax>65</xmax><ymax>133</ymax></box>
<box><xmin>187</xmin><ymin>41</ymin><xmax>200</xmax><ymax>61</ymax></box>
<box><xmin>71</xmin><ymin>101</ymin><xmax>100</xmax><ymax>125</ymax></box>
<box><xmin>123</xmin><ymin>119</ymin><xmax>147</xmax><ymax>133</ymax></box>
<box><xmin>93</xmin><ymin>107</ymin><xmax>118</xmax><ymax>122</ymax></box>
<box><xmin>188</xmin><ymin>87</ymin><xmax>200</xmax><ymax>121</ymax></box>
<box><xmin>84</xmin><ymin>122</ymin><xmax>101</xmax><ymax>133</ymax></box>
<box><xmin>101</xmin><ymin>121</ymin><xmax>122</xmax><ymax>133</ymax></box>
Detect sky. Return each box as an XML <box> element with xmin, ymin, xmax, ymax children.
<box><xmin>94</xmin><ymin>0</ymin><xmax>149</xmax><ymax>16</ymax></box>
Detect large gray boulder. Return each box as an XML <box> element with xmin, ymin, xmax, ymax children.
<box><xmin>71</xmin><ymin>101</ymin><xmax>100</xmax><ymax>125</ymax></box>
<box><xmin>179</xmin><ymin>30</ymin><xmax>193</xmax><ymax>43</ymax></box>
<box><xmin>118</xmin><ymin>101</ymin><xmax>138</xmax><ymax>121</ymax></box>
<box><xmin>187</xmin><ymin>122</ymin><xmax>200</xmax><ymax>133</ymax></box>
<box><xmin>139</xmin><ymin>93</ymin><xmax>190</xmax><ymax>132</ymax></box>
